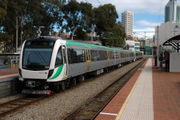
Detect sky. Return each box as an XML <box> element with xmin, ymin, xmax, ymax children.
<box><xmin>77</xmin><ymin>0</ymin><xmax>170</xmax><ymax>38</ymax></box>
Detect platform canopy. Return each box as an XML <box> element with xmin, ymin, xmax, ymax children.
<box><xmin>163</xmin><ymin>34</ymin><xmax>180</xmax><ymax>52</ymax></box>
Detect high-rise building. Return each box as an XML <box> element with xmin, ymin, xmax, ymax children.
<box><xmin>165</xmin><ymin>0</ymin><xmax>180</xmax><ymax>23</ymax></box>
<box><xmin>121</xmin><ymin>10</ymin><xmax>134</xmax><ymax>37</ymax></box>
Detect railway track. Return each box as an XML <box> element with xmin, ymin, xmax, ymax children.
<box><xmin>0</xmin><ymin>59</ymin><xmax>145</xmax><ymax>119</ymax></box>
<box><xmin>64</xmin><ymin>59</ymin><xmax>146</xmax><ymax>120</ymax></box>
<box><xmin>0</xmin><ymin>95</ymin><xmax>48</xmax><ymax>118</ymax></box>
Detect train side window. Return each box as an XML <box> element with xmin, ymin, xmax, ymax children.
<box><xmin>67</xmin><ymin>48</ymin><xmax>84</xmax><ymax>64</ymax></box>
<box><xmin>99</xmin><ymin>50</ymin><xmax>107</xmax><ymax>60</ymax></box>
<box><xmin>76</xmin><ymin>49</ymin><xmax>84</xmax><ymax>62</ymax></box>
<box><xmin>91</xmin><ymin>50</ymin><xmax>99</xmax><ymax>61</ymax></box>
<box><xmin>67</xmin><ymin>48</ymin><xmax>74</xmax><ymax>64</ymax></box>
<box><xmin>55</xmin><ymin>47</ymin><xmax>63</xmax><ymax>67</ymax></box>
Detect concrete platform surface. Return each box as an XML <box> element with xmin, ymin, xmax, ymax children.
<box><xmin>95</xmin><ymin>58</ymin><xmax>180</xmax><ymax>120</ymax></box>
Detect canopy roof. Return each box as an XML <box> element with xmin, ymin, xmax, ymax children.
<box><xmin>163</xmin><ymin>34</ymin><xmax>180</xmax><ymax>51</ymax></box>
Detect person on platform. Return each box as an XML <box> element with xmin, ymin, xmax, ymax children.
<box><xmin>164</xmin><ymin>51</ymin><xmax>170</xmax><ymax>72</ymax></box>
<box><xmin>159</xmin><ymin>53</ymin><xmax>163</xmax><ymax>68</ymax></box>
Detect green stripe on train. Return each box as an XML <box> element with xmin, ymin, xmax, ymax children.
<box><xmin>66</xmin><ymin>40</ymin><xmax>132</xmax><ymax>52</ymax></box>
<box><xmin>50</xmin><ymin>65</ymin><xmax>64</xmax><ymax>79</ymax></box>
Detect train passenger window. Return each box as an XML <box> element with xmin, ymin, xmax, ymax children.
<box><xmin>121</xmin><ymin>52</ymin><xmax>125</xmax><ymax>58</ymax></box>
<box><xmin>55</xmin><ymin>47</ymin><xmax>63</xmax><ymax>67</ymax></box>
<box><xmin>91</xmin><ymin>50</ymin><xmax>100</xmax><ymax>61</ymax></box>
<box><xmin>67</xmin><ymin>48</ymin><xmax>84</xmax><ymax>64</ymax></box>
<box><xmin>76</xmin><ymin>49</ymin><xmax>84</xmax><ymax>62</ymax></box>
<box><xmin>109</xmin><ymin>51</ymin><xmax>114</xmax><ymax>59</ymax></box>
<box><xmin>115</xmin><ymin>52</ymin><xmax>119</xmax><ymax>59</ymax></box>
<box><xmin>99</xmin><ymin>50</ymin><xmax>108</xmax><ymax>60</ymax></box>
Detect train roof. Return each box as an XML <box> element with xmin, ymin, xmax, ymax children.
<box><xmin>27</xmin><ymin>36</ymin><xmax>133</xmax><ymax>52</ymax></box>
<box><xmin>26</xmin><ymin>36</ymin><xmax>61</xmax><ymax>42</ymax></box>
<box><xmin>66</xmin><ymin>40</ymin><xmax>132</xmax><ymax>52</ymax></box>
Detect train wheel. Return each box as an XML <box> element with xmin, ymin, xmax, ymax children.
<box><xmin>65</xmin><ymin>79</ymin><xmax>70</xmax><ymax>88</ymax></box>
<box><xmin>79</xmin><ymin>75</ymin><xmax>85</xmax><ymax>82</ymax></box>
<box><xmin>61</xmin><ymin>81</ymin><xmax>66</xmax><ymax>91</ymax></box>
<box><xmin>72</xmin><ymin>78</ymin><xmax>77</xmax><ymax>86</ymax></box>
<box><xmin>54</xmin><ymin>83</ymin><xmax>60</xmax><ymax>93</ymax></box>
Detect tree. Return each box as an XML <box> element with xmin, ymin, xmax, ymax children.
<box><xmin>61</xmin><ymin>1</ymin><xmax>93</xmax><ymax>40</ymax></box>
<box><xmin>93</xmin><ymin>4</ymin><xmax>118</xmax><ymax>34</ymax></box>
<box><xmin>0</xmin><ymin>0</ymin><xmax>8</xmax><ymax>22</ymax></box>
<box><xmin>104</xmin><ymin>24</ymin><xmax>126</xmax><ymax>47</ymax></box>
<box><xmin>74</xmin><ymin>27</ymin><xmax>88</xmax><ymax>40</ymax></box>
<box><xmin>0</xmin><ymin>0</ymin><xmax>63</xmax><ymax>52</ymax></box>
<box><xmin>93</xmin><ymin>4</ymin><xmax>125</xmax><ymax>47</ymax></box>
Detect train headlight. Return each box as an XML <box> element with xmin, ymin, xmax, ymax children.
<box><xmin>48</xmin><ymin>69</ymin><xmax>54</xmax><ymax>78</ymax></box>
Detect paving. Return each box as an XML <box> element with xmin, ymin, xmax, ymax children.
<box><xmin>95</xmin><ymin>58</ymin><xmax>180</xmax><ymax>120</ymax></box>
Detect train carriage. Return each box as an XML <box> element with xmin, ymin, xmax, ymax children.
<box><xmin>19</xmin><ymin>36</ymin><xmax>142</xmax><ymax>94</ymax></box>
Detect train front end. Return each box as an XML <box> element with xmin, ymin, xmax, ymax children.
<box><xmin>19</xmin><ymin>37</ymin><xmax>65</xmax><ymax>94</ymax></box>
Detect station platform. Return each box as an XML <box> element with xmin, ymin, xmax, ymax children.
<box><xmin>95</xmin><ymin>58</ymin><xmax>180</xmax><ymax>120</ymax></box>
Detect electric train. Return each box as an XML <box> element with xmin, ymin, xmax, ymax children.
<box><xmin>18</xmin><ymin>36</ymin><xmax>143</xmax><ymax>94</ymax></box>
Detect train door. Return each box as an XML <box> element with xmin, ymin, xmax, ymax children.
<box><xmin>85</xmin><ymin>49</ymin><xmax>91</xmax><ymax>72</ymax></box>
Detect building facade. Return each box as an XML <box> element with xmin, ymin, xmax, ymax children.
<box><xmin>126</xmin><ymin>40</ymin><xmax>140</xmax><ymax>52</ymax></box>
<box><xmin>165</xmin><ymin>0</ymin><xmax>180</xmax><ymax>23</ymax></box>
<box><xmin>155</xmin><ymin>22</ymin><xmax>180</xmax><ymax>46</ymax></box>
<box><xmin>155</xmin><ymin>22</ymin><xmax>180</xmax><ymax>66</ymax></box>
<box><xmin>121</xmin><ymin>10</ymin><xmax>134</xmax><ymax>37</ymax></box>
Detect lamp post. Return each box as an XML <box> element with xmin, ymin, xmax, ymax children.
<box><xmin>71</xmin><ymin>27</ymin><xmax>78</xmax><ymax>41</ymax></box>
<box><xmin>37</xmin><ymin>26</ymin><xmax>45</xmax><ymax>37</ymax></box>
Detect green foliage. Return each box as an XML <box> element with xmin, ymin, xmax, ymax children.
<box><xmin>0</xmin><ymin>0</ymin><xmax>63</xmax><ymax>52</ymax></box>
<box><xmin>61</xmin><ymin>1</ymin><xmax>93</xmax><ymax>33</ymax></box>
<box><xmin>93</xmin><ymin>4</ymin><xmax>125</xmax><ymax>47</ymax></box>
<box><xmin>103</xmin><ymin>24</ymin><xmax>126</xmax><ymax>47</ymax></box>
<box><xmin>0</xmin><ymin>0</ymin><xmax>125</xmax><ymax>52</ymax></box>
<box><xmin>0</xmin><ymin>0</ymin><xmax>8</xmax><ymax>21</ymax></box>
<box><xmin>74</xmin><ymin>27</ymin><xmax>88</xmax><ymax>40</ymax></box>
<box><xmin>94</xmin><ymin>4</ymin><xmax>118</xmax><ymax>33</ymax></box>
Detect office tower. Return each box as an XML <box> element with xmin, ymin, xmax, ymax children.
<box><xmin>121</xmin><ymin>10</ymin><xmax>134</xmax><ymax>37</ymax></box>
<box><xmin>165</xmin><ymin>0</ymin><xmax>180</xmax><ymax>23</ymax></box>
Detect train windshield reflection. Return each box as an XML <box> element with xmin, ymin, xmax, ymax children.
<box><xmin>22</xmin><ymin>48</ymin><xmax>52</xmax><ymax>70</ymax></box>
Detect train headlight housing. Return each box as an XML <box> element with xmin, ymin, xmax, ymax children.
<box><xmin>48</xmin><ymin>69</ymin><xmax>54</xmax><ymax>78</ymax></box>
<box><xmin>19</xmin><ymin>69</ymin><xmax>22</xmax><ymax>77</ymax></box>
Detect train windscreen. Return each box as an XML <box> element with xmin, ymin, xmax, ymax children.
<box><xmin>22</xmin><ymin>40</ymin><xmax>54</xmax><ymax>70</ymax></box>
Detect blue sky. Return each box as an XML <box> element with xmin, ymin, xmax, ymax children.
<box><xmin>77</xmin><ymin>0</ymin><xmax>170</xmax><ymax>38</ymax></box>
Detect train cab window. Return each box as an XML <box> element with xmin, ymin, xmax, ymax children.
<box><xmin>55</xmin><ymin>47</ymin><xmax>63</xmax><ymax>67</ymax></box>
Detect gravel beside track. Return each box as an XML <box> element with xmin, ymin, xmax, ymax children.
<box><xmin>2</xmin><ymin>60</ymin><xmax>142</xmax><ymax>120</ymax></box>
<box><xmin>0</xmin><ymin>94</ymin><xmax>23</xmax><ymax>104</ymax></box>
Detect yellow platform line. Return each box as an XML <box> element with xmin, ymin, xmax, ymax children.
<box><xmin>115</xmin><ymin>59</ymin><xmax>148</xmax><ymax>120</ymax></box>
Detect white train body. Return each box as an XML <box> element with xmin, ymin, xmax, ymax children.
<box><xmin>19</xmin><ymin>36</ymin><xmax>143</xmax><ymax>93</ymax></box>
